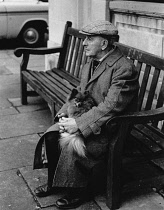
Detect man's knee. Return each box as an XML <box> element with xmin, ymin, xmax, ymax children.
<box><xmin>45</xmin><ymin>131</ymin><xmax>59</xmax><ymax>144</ymax></box>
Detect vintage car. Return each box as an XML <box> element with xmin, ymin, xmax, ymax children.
<box><xmin>0</xmin><ymin>0</ymin><xmax>48</xmax><ymax>47</ymax></box>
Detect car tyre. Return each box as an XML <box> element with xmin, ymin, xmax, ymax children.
<box><xmin>19</xmin><ymin>25</ymin><xmax>45</xmax><ymax>47</ymax></box>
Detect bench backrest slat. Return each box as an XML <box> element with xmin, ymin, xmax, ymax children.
<box><xmin>57</xmin><ymin>21</ymin><xmax>73</xmax><ymax>70</ymax></box>
<box><xmin>135</xmin><ymin>60</ymin><xmax>143</xmax><ymax>76</ymax></box>
<box><xmin>156</xmin><ymin>76</ymin><xmax>164</xmax><ymax>108</ymax></box>
<box><xmin>138</xmin><ymin>64</ymin><xmax>151</xmax><ymax>111</ymax></box>
<box><xmin>70</xmin><ymin>38</ymin><xmax>81</xmax><ymax>75</ymax></box>
<box><xmin>57</xmin><ymin>23</ymin><xmax>86</xmax><ymax>79</ymax></box>
<box><xmin>63</xmin><ymin>35</ymin><xmax>72</xmax><ymax>71</ymax></box>
<box><xmin>145</xmin><ymin>68</ymin><xmax>161</xmax><ymax>110</ymax></box>
<box><xmin>66</xmin><ymin>35</ymin><xmax>76</xmax><ymax>73</ymax></box>
<box><xmin>74</xmin><ymin>39</ymin><xmax>84</xmax><ymax>77</ymax></box>
<box><xmin>115</xmin><ymin>42</ymin><xmax>164</xmax><ymax>70</ymax></box>
<box><xmin>116</xmin><ymin>42</ymin><xmax>164</xmax><ymax>109</ymax></box>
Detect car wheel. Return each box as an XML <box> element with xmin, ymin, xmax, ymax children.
<box><xmin>20</xmin><ymin>25</ymin><xmax>45</xmax><ymax>47</ymax></box>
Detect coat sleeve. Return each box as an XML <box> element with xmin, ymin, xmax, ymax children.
<box><xmin>54</xmin><ymin>103</ymin><xmax>68</xmax><ymax>122</ymax></box>
<box><xmin>75</xmin><ymin>59</ymin><xmax>139</xmax><ymax>138</ymax></box>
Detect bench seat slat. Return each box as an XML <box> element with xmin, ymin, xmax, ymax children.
<box><xmin>36</xmin><ymin>72</ymin><xmax>69</xmax><ymax>99</ymax></box>
<box><xmin>23</xmin><ymin>70</ymin><xmax>67</xmax><ymax>105</ymax></box>
<box><xmin>22</xmin><ymin>71</ymin><xmax>61</xmax><ymax>104</ymax></box>
<box><xmin>131</xmin><ymin>128</ymin><xmax>162</xmax><ymax>154</ymax></box>
<box><xmin>51</xmin><ymin>68</ymin><xmax>80</xmax><ymax>87</ymax></box>
<box><xmin>151</xmin><ymin>158</ymin><xmax>164</xmax><ymax>171</ymax></box>
<box><xmin>40</xmin><ymin>71</ymin><xmax>72</xmax><ymax>94</ymax></box>
<box><xmin>28</xmin><ymin>70</ymin><xmax>68</xmax><ymax>102</ymax></box>
<box><xmin>47</xmin><ymin>71</ymin><xmax>74</xmax><ymax>91</ymax></box>
<box><xmin>145</xmin><ymin>124</ymin><xmax>164</xmax><ymax>139</ymax></box>
<box><xmin>134</xmin><ymin>124</ymin><xmax>164</xmax><ymax>150</ymax></box>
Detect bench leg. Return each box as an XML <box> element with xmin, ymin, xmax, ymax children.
<box><xmin>106</xmin><ymin>123</ymin><xmax>129</xmax><ymax>210</ymax></box>
<box><xmin>48</xmin><ymin>102</ymin><xmax>56</xmax><ymax>124</ymax></box>
<box><xmin>21</xmin><ymin>76</ymin><xmax>28</xmax><ymax>105</ymax></box>
<box><xmin>106</xmin><ymin>138</ymin><xmax>122</xmax><ymax>209</ymax></box>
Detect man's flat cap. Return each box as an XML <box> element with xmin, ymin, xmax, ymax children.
<box><xmin>79</xmin><ymin>20</ymin><xmax>118</xmax><ymax>36</ymax></box>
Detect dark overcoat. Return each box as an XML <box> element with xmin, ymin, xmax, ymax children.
<box><xmin>33</xmin><ymin>46</ymin><xmax>139</xmax><ymax>188</ymax></box>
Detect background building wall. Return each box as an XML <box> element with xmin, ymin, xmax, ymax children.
<box><xmin>46</xmin><ymin>0</ymin><xmax>164</xmax><ymax>70</ymax></box>
<box><xmin>46</xmin><ymin>0</ymin><xmax>108</xmax><ymax>70</ymax></box>
<box><xmin>109</xmin><ymin>1</ymin><xmax>164</xmax><ymax>98</ymax></box>
<box><xmin>109</xmin><ymin>1</ymin><xmax>164</xmax><ymax>57</ymax></box>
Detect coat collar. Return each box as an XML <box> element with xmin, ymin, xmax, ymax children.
<box><xmin>86</xmin><ymin>46</ymin><xmax>123</xmax><ymax>85</ymax></box>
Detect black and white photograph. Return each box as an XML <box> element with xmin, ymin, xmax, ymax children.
<box><xmin>0</xmin><ymin>0</ymin><xmax>164</xmax><ymax>210</ymax></box>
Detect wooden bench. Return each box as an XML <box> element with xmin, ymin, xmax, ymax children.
<box><xmin>14</xmin><ymin>21</ymin><xmax>83</xmax><ymax>120</ymax></box>
<box><xmin>106</xmin><ymin>43</ymin><xmax>164</xmax><ymax>209</ymax></box>
<box><xmin>14</xmin><ymin>21</ymin><xmax>164</xmax><ymax>210</ymax></box>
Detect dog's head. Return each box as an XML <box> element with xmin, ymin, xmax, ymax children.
<box><xmin>67</xmin><ymin>89</ymin><xmax>96</xmax><ymax>118</ymax></box>
<box><xmin>68</xmin><ymin>89</ymin><xmax>90</xmax><ymax>107</ymax></box>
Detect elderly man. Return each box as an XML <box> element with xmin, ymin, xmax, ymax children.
<box><xmin>33</xmin><ymin>20</ymin><xmax>139</xmax><ymax>209</ymax></box>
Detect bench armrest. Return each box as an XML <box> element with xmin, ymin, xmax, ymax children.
<box><xmin>14</xmin><ymin>46</ymin><xmax>63</xmax><ymax>72</ymax></box>
<box><xmin>14</xmin><ymin>46</ymin><xmax>63</xmax><ymax>57</ymax></box>
<box><xmin>106</xmin><ymin>107</ymin><xmax>164</xmax><ymax>126</ymax></box>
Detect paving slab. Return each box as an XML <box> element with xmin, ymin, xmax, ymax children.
<box><xmin>0</xmin><ymin>83</ymin><xmax>20</xmax><ymax>98</ymax></box>
<box><xmin>95</xmin><ymin>162</ymin><xmax>164</xmax><ymax>210</ymax></box>
<box><xmin>95</xmin><ymin>188</ymin><xmax>164</xmax><ymax>210</ymax></box>
<box><xmin>0</xmin><ymin>169</ymin><xmax>37</xmax><ymax>210</ymax></box>
<box><xmin>0</xmin><ymin>98</ymin><xmax>12</xmax><ymax>109</ymax></box>
<box><xmin>0</xmin><ymin>50</ymin><xmax>12</xmax><ymax>59</ymax></box>
<box><xmin>17</xmin><ymin>103</ymin><xmax>49</xmax><ymax>113</ymax></box>
<box><xmin>0</xmin><ymin>106</ymin><xmax>19</xmax><ymax>116</ymax></box>
<box><xmin>8</xmin><ymin>96</ymin><xmax>46</xmax><ymax>107</ymax></box>
<box><xmin>18</xmin><ymin>166</ymin><xmax>101</xmax><ymax>210</ymax></box>
<box><xmin>0</xmin><ymin>50</ymin><xmax>45</xmax><ymax>74</ymax></box>
<box><xmin>8</xmin><ymin>97</ymin><xmax>49</xmax><ymax>113</ymax></box>
<box><xmin>0</xmin><ymin>74</ymin><xmax>20</xmax><ymax>87</ymax></box>
<box><xmin>120</xmin><ymin>188</ymin><xmax>164</xmax><ymax>210</ymax></box>
<box><xmin>0</xmin><ymin>109</ymin><xmax>51</xmax><ymax>139</ymax></box>
<box><xmin>0</xmin><ymin>65</ymin><xmax>13</xmax><ymax>75</ymax></box>
<box><xmin>0</xmin><ymin>134</ymin><xmax>39</xmax><ymax>171</ymax></box>
<box><xmin>0</xmin><ymin>58</ymin><xmax>20</xmax><ymax>74</ymax></box>
<box><xmin>18</xmin><ymin>166</ymin><xmax>58</xmax><ymax>208</ymax></box>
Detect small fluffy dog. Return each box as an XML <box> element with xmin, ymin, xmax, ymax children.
<box><xmin>59</xmin><ymin>89</ymin><xmax>96</xmax><ymax>157</ymax></box>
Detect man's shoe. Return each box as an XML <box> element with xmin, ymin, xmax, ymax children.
<box><xmin>34</xmin><ymin>184</ymin><xmax>56</xmax><ymax>197</ymax></box>
<box><xmin>56</xmin><ymin>195</ymin><xmax>85</xmax><ymax>209</ymax></box>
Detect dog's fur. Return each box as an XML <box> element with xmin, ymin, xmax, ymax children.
<box><xmin>59</xmin><ymin>89</ymin><xmax>96</xmax><ymax>157</ymax></box>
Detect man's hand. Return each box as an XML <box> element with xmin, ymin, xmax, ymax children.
<box><xmin>58</xmin><ymin>117</ymin><xmax>78</xmax><ymax>134</ymax></box>
<box><xmin>57</xmin><ymin>113</ymin><xmax>67</xmax><ymax>119</ymax></box>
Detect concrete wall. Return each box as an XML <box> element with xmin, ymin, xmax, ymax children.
<box><xmin>46</xmin><ymin>0</ymin><xmax>108</xmax><ymax>70</ymax></box>
<box><xmin>46</xmin><ymin>0</ymin><xmax>164</xmax><ymax>66</ymax></box>
<box><xmin>109</xmin><ymin>1</ymin><xmax>164</xmax><ymax>100</ymax></box>
<box><xmin>109</xmin><ymin>1</ymin><xmax>164</xmax><ymax>57</ymax></box>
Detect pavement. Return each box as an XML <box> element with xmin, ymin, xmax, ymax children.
<box><xmin>1</xmin><ymin>44</ymin><xmax>164</xmax><ymax>210</ymax></box>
